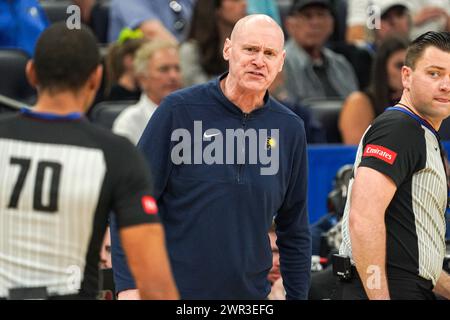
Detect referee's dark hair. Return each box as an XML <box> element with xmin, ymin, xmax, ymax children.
<box><xmin>405</xmin><ymin>31</ymin><xmax>450</xmax><ymax>70</ymax></box>
<box><xmin>33</xmin><ymin>22</ymin><xmax>101</xmax><ymax>92</ymax></box>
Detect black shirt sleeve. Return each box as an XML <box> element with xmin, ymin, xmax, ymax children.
<box><xmin>109</xmin><ymin>138</ymin><xmax>160</xmax><ymax>228</ymax></box>
<box><xmin>358</xmin><ymin>113</ymin><xmax>426</xmax><ymax>187</ymax></box>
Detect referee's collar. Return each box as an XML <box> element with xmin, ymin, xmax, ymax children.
<box><xmin>20</xmin><ymin>107</ymin><xmax>84</xmax><ymax>121</ymax></box>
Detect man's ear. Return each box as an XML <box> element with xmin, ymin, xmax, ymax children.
<box><xmin>279</xmin><ymin>50</ymin><xmax>286</xmax><ymax>73</ymax></box>
<box><xmin>25</xmin><ymin>60</ymin><xmax>38</xmax><ymax>88</ymax></box>
<box><xmin>88</xmin><ymin>65</ymin><xmax>103</xmax><ymax>92</ymax></box>
<box><xmin>223</xmin><ymin>38</ymin><xmax>231</xmax><ymax>62</ymax></box>
<box><xmin>401</xmin><ymin>65</ymin><xmax>412</xmax><ymax>90</ymax></box>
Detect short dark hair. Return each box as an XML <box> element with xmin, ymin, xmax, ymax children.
<box><xmin>405</xmin><ymin>31</ymin><xmax>450</xmax><ymax>70</ymax></box>
<box><xmin>34</xmin><ymin>22</ymin><xmax>100</xmax><ymax>92</ymax></box>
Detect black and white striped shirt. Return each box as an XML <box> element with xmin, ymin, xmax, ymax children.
<box><xmin>0</xmin><ymin>110</ymin><xmax>159</xmax><ymax>298</ymax></box>
<box><xmin>340</xmin><ymin>108</ymin><xmax>447</xmax><ymax>285</ymax></box>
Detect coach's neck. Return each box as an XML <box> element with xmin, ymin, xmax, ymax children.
<box><xmin>220</xmin><ymin>77</ymin><xmax>265</xmax><ymax>114</ymax></box>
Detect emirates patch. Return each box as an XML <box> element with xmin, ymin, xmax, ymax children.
<box><xmin>363</xmin><ymin>144</ymin><xmax>397</xmax><ymax>165</ymax></box>
<box><xmin>141</xmin><ymin>196</ymin><xmax>158</xmax><ymax>215</ymax></box>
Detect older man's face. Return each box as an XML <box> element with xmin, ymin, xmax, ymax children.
<box><xmin>223</xmin><ymin>19</ymin><xmax>285</xmax><ymax>93</ymax></box>
<box><xmin>138</xmin><ymin>47</ymin><xmax>182</xmax><ymax>105</ymax></box>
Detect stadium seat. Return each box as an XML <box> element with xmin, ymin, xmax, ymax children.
<box><xmin>0</xmin><ymin>49</ymin><xmax>35</xmax><ymax>102</ymax></box>
<box><xmin>40</xmin><ymin>1</ymin><xmax>72</xmax><ymax>24</ymax></box>
<box><xmin>305</xmin><ymin>98</ymin><xmax>344</xmax><ymax>143</ymax></box>
<box><xmin>89</xmin><ymin>100</ymin><xmax>137</xmax><ymax>130</ymax></box>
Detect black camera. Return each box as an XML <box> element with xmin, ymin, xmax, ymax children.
<box><xmin>332</xmin><ymin>254</ymin><xmax>354</xmax><ymax>281</ymax></box>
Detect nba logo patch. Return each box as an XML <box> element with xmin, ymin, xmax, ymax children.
<box><xmin>141</xmin><ymin>196</ymin><xmax>158</xmax><ymax>215</ymax></box>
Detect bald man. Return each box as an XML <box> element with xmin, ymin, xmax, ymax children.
<box><xmin>111</xmin><ymin>14</ymin><xmax>312</xmax><ymax>300</ymax></box>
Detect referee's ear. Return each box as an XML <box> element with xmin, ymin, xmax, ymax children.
<box><xmin>88</xmin><ymin>64</ymin><xmax>103</xmax><ymax>93</ymax></box>
<box><xmin>25</xmin><ymin>60</ymin><xmax>38</xmax><ymax>89</ymax></box>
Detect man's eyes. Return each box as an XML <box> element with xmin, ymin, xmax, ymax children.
<box><xmin>243</xmin><ymin>47</ymin><xmax>276</xmax><ymax>56</ymax></box>
<box><xmin>429</xmin><ymin>71</ymin><xmax>441</xmax><ymax>78</ymax></box>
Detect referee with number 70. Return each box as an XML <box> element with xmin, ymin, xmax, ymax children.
<box><xmin>0</xmin><ymin>23</ymin><xmax>178</xmax><ymax>300</ymax></box>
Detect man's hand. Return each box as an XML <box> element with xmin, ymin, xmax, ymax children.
<box><xmin>118</xmin><ymin>289</ymin><xmax>140</xmax><ymax>300</ymax></box>
<box><xmin>120</xmin><ymin>224</ymin><xmax>179</xmax><ymax>300</ymax></box>
<box><xmin>434</xmin><ymin>270</ymin><xmax>450</xmax><ymax>299</ymax></box>
<box><xmin>268</xmin><ymin>278</ymin><xmax>286</xmax><ymax>300</ymax></box>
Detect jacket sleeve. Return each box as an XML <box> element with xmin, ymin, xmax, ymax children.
<box><xmin>110</xmin><ymin>212</ymin><xmax>136</xmax><ymax>293</ymax></box>
<box><xmin>275</xmin><ymin>120</ymin><xmax>312</xmax><ymax>300</ymax></box>
<box><xmin>110</xmin><ymin>97</ymin><xmax>175</xmax><ymax>293</ymax></box>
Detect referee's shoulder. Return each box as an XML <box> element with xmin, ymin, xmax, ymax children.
<box><xmin>373</xmin><ymin>109</ymin><xmax>424</xmax><ymax>134</ymax></box>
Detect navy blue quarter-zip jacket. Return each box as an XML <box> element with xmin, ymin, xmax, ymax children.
<box><xmin>110</xmin><ymin>74</ymin><xmax>311</xmax><ymax>299</ymax></box>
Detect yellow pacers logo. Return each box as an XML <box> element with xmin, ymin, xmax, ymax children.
<box><xmin>266</xmin><ymin>137</ymin><xmax>276</xmax><ymax>150</ymax></box>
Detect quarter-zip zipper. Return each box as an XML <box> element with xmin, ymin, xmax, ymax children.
<box><xmin>237</xmin><ymin>113</ymin><xmax>249</xmax><ymax>183</ymax></box>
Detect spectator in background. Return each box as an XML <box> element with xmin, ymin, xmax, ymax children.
<box><xmin>0</xmin><ymin>0</ymin><xmax>49</xmax><ymax>57</ymax></box>
<box><xmin>113</xmin><ymin>40</ymin><xmax>182</xmax><ymax>145</ymax></box>
<box><xmin>332</xmin><ymin>0</ymin><xmax>410</xmax><ymax>91</ymax></box>
<box><xmin>72</xmin><ymin>0</ymin><xmax>109</xmax><ymax>43</ymax></box>
<box><xmin>104</xmin><ymin>30</ymin><xmax>147</xmax><ymax>101</ymax></box>
<box><xmin>410</xmin><ymin>1</ymin><xmax>450</xmax><ymax>39</ymax></box>
<box><xmin>108</xmin><ymin>0</ymin><xmax>196</xmax><ymax>43</ymax></box>
<box><xmin>346</xmin><ymin>0</ymin><xmax>411</xmax><ymax>47</ymax></box>
<box><xmin>284</xmin><ymin>0</ymin><xmax>358</xmax><ymax>104</ymax></box>
<box><xmin>339</xmin><ymin>36</ymin><xmax>409</xmax><ymax>145</ymax></box>
<box><xmin>180</xmin><ymin>0</ymin><xmax>247</xmax><ymax>87</ymax></box>
<box><xmin>346</xmin><ymin>0</ymin><xmax>449</xmax><ymax>46</ymax></box>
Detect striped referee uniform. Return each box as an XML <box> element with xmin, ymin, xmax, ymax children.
<box><xmin>339</xmin><ymin>107</ymin><xmax>447</xmax><ymax>299</ymax></box>
<box><xmin>0</xmin><ymin>109</ymin><xmax>159</xmax><ymax>299</ymax></box>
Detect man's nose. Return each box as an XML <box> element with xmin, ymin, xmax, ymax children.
<box><xmin>252</xmin><ymin>51</ymin><xmax>265</xmax><ymax>67</ymax></box>
<box><xmin>169</xmin><ymin>67</ymin><xmax>180</xmax><ymax>79</ymax></box>
<box><xmin>440</xmin><ymin>76</ymin><xmax>450</xmax><ymax>92</ymax></box>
